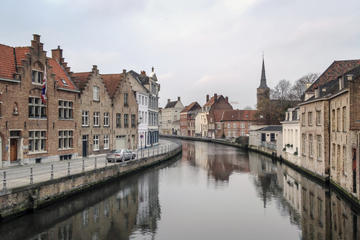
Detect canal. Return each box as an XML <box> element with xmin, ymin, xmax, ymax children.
<box><xmin>0</xmin><ymin>140</ymin><xmax>359</xmax><ymax>240</ymax></box>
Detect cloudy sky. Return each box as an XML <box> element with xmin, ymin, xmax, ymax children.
<box><xmin>2</xmin><ymin>0</ymin><xmax>360</xmax><ymax>108</ymax></box>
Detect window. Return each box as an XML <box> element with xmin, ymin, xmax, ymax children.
<box><xmin>302</xmin><ymin>112</ymin><xmax>305</xmax><ymax>126</ymax></box>
<box><xmin>131</xmin><ymin>114</ymin><xmax>136</xmax><ymax>128</ymax></box>
<box><xmin>93</xmin><ymin>112</ymin><xmax>100</xmax><ymax>126</ymax></box>
<box><xmin>337</xmin><ymin>145</ymin><xmax>340</xmax><ymax>171</ymax></box>
<box><xmin>32</xmin><ymin>70</ymin><xmax>43</xmax><ymax>84</ymax></box>
<box><xmin>342</xmin><ymin>106</ymin><xmax>346</xmax><ymax>132</ymax></box>
<box><xmin>104</xmin><ymin>112</ymin><xmax>110</xmax><ymax>127</ymax></box>
<box><xmin>233</xmin><ymin>123</ymin><xmax>237</xmax><ymax>128</ymax></box>
<box><xmin>93</xmin><ymin>86</ymin><xmax>100</xmax><ymax>101</ymax></box>
<box><xmin>317</xmin><ymin>135</ymin><xmax>322</xmax><ymax>161</ymax></box>
<box><xmin>241</xmin><ymin>123</ymin><xmax>245</xmax><ymax>128</ymax></box>
<box><xmin>124</xmin><ymin>114</ymin><xmax>129</xmax><ymax>128</ymax></box>
<box><xmin>124</xmin><ymin>93</ymin><xmax>128</xmax><ymax>106</ymax></box>
<box><xmin>82</xmin><ymin>111</ymin><xmax>89</xmax><ymax>126</ymax></box>
<box><xmin>302</xmin><ymin>134</ymin><xmax>306</xmax><ymax>156</ymax></box>
<box><xmin>116</xmin><ymin>113</ymin><xmax>121</xmax><ymax>128</ymax></box>
<box><xmin>58</xmin><ymin>130</ymin><xmax>73</xmax><ymax>149</ymax></box>
<box><xmin>227</xmin><ymin>123</ymin><xmax>230</xmax><ymax>128</ymax></box>
<box><xmin>332</xmin><ymin>109</ymin><xmax>336</xmax><ymax>132</ymax></box>
<box><xmin>29</xmin><ymin>131</ymin><xmax>46</xmax><ymax>153</ymax></box>
<box><xmin>93</xmin><ymin>135</ymin><xmax>99</xmax><ymax>151</ymax></box>
<box><xmin>332</xmin><ymin>143</ymin><xmax>336</xmax><ymax>169</ymax></box>
<box><xmin>58</xmin><ymin>100</ymin><xmax>73</xmax><ymax>119</ymax></box>
<box><xmin>309</xmin><ymin>134</ymin><xmax>313</xmax><ymax>158</ymax></box>
<box><xmin>308</xmin><ymin>112</ymin><xmax>313</xmax><ymax>126</ymax></box>
<box><xmin>29</xmin><ymin>97</ymin><xmax>46</xmax><ymax>118</ymax></box>
<box><xmin>337</xmin><ymin>108</ymin><xmax>340</xmax><ymax>131</ymax></box>
<box><xmin>104</xmin><ymin>135</ymin><xmax>109</xmax><ymax>149</ymax></box>
<box><xmin>316</xmin><ymin>110</ymin><xmax>321</xmax><ymax>125</ymax></box>
<box><xmin>270</xmin><ymin>133</ymin><xmax>275</xmax><ymax>142</ymax></box>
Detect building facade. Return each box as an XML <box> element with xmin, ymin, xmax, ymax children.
<box><xmin>0</xmin><ymin>35</ymin><xmax>79</xmax><ymax>167</ymax></box>
<box><xmin>128</xmin><ymin>71</ymin><xmax>150</xmax><ymax>148</ymax></box>
<box><xmin>220</xmin><ymin>109</ymin><xmax>257</xmax><ymax>139</ymax></box>
<box><xmin>280</xmin><ymin>107</ymin><xmax>301</xmax><ymax>166</ymax></box>
<box><xmin>180</xmin><ymin>102</ymin><xmax>201</xmax><ymax>137</ymax></box>
<box><xmin>160</xmin><ymin>97</ymin><xmax>184</xmax><ymax>135</ymax></box>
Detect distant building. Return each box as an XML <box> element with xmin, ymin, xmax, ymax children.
<box><xmin>220</xmin><ymin>109</ymin><xmax>257</xmax><ymax>139</ymax></box>
<box><xmin>249</xmin><ymin>125</ymin><xmax>282</xmax><ymax>155</ymax></box>
<box><xmin>160</xmin><ymin>97</ymin><xmax>184</xmax><ymax>135</ymax></box>
<box><xmin>180</xmin><ymin>102</ymin><xmax>201</xmax><ymax>136</ymax></box>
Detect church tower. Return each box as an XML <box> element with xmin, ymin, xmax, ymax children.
<box><xmin>256</xmin><ymin>57</ymin><xmax>270</xmax><ymax>108</ymax></box>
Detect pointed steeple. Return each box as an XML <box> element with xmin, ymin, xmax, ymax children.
<box><xmin>259</xmin><ymin>56</ymin><xmax>268</xmax><ymax>89</ymax></box>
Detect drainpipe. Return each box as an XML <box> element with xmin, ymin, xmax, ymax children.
<box><xmin>327</xmin><ymin>100</ymin><xmax>331</xmax><ymax>183</ymax></box>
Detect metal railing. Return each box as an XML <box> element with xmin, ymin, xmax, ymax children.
<box><xmin>0</xmin><ymin>142</ymin><xmax>179</xmax><ymax>192</ymax></box>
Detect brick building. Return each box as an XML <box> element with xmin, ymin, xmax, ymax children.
<box><xmin>205</xmin><ymin>94</ymin><xmax>233</xmax><ymax>138</ymax></box>
<box><xmin>220</xmin><ymin>109</ymin><xmax>257</xmax><ymax>138</ymax></box>
<box><xmin>0</xmin><ymin>35</ymin><xmax>79</xmax><ymax>167</ymax></box>
<box><xmin>180</xmin><ymin>102</ymin><xmax>201</xmax><ymax>136</ymax></box>
<box><xmin>299</xmin><ymin>60</ymin><xmax>360</xmax><ymax>184</ymax></box>
<box><xmin>72</xmin><ymin>65</ymin><xmax>113</xmax><ymax>157</ymax></box>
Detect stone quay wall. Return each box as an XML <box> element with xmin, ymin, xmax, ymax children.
<box><xmin>0</xmin><ymin>144</ymin><xmax>182</xmax><ymax>221</ymax></box>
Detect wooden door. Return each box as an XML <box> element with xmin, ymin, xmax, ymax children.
<box><xmin>10</xmin><ymin>139</ymin><xmax>17</xmax><ymax>161</ymax></box>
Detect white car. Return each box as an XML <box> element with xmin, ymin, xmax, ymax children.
<box><xmin>106</xmin><ymin>149</ymin><xmax>135</xmax><ymax>162</ymax></box>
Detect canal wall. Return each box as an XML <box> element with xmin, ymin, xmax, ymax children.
<box><xmin>162</xmin><ymin>135</ymin><xmax>360</xmax><ymax>209</ymax></box>
<box><xmin>0</xmin><ymin>144</ymin><xmax>182</xmax><ymax>221</ymax></box>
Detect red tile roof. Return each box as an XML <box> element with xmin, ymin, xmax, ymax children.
<box><xmin>48</xmin><ymin>58</ymin><xmax>77</xmax><ymax>90</ymax></box>
<box><xmin>102</xmin><ymin>74</ymin><xmax>124</xmax><ymax>98</ymax></box>
<box><xmin>220</xmin><ymin>110</ymin><xmax>257</xmax><ymax>122</ymax></box>
<box><xmin>0</xmin><ymin>44</ymin><xmax>29</xmax><ymax>79</ymax></box>
<box><xmin>308</xmin><ymin>60</ymin><xmax>360</xmax><ymax>92</ymax></box>
<box><xmin>181</xmin><ymin>101</ymin><xmax>201</xmax><ymax>113</ymax></box>
<box><xmin>72</xmin><ymin>72</ymin><xmax>92</xmax><ymax>91</ymax></box>
<box><xmin>204</xmin><ymin>96</ymin><xmax>217</xmax><ymax>107</ymax></box>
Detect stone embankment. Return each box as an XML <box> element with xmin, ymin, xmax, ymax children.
<box><xmin>0</xmin><ymin>142</ymin><xmax>182</xmax><ymax>221</ymax></box>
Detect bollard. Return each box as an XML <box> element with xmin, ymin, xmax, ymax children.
<box><xmin>3</xmin><ymin>171</ymin><xmax>6</xmax><ymax>190</ymax></box>
<box><xmin>30</xmin><ymin>167</ymin><xmax>33</xmax><ymax>184</ymax></box>
<box><xmin>51</xmin><ymin>164</ymin><xmax>54</xmax><ymax>180</ymax></box>
<box><xmin>68</xmin><ymin>162</ymin><xmax>70</xmax><ymax>176</ymax></box>
<box><xmin>82</xmin><ymin>158</ymin><xmax>85</xmax><ymax>172</ymax></box>
<box><xmin>95</xmin><ymin>157</ymin><xmax>97</xmax><ymax>169</ymax></box>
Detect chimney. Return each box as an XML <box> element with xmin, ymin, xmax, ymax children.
<box><xmin>225</xmin><ymin>96</ymin><xmax>228</xmax><ymax>103</ymax></box>
<box><xmin>168</xmin><ymin>99</ymin><xmax>170</xmax><ymax>103</ymax></box>
<box><xmin>152</xmin><ymin>66</ymin><xmax>154</xmax><ymax>72</ymax></box>
<box><xmin>214</xmin><ymin>93</ymin><xmax>217</xmax><ymax>100</ymax></box>
<box><xmin>339</xmin><ymin>77</ymin><xmax>344</xmax><ymax>90</ymax></box>
<box><xmin>206</xmin><ymin>94</ymin><xmax>209</xmax><ymax>102</ymax></box>
<box><xmin>123</xmin><ymin>69</ymin><xmax>126</xmax><ymax>74</ymax></box>
<box><xmin>51</xmin><ymin>46</ymin><xmax>63</xmax><ymax>63</ymax></box>
<box><xmin>178</xmin><ymin>96</ymin><xmax>181</xmax><ymax>101</ymax></box>
<box><xmin>314</xmin><ymin>87</ymin><xmax>320</xmax><ymax>98</ymax></box>
<box><xmin>141</xmin><ymin>71</ymin><xmax>146</xmax><ymax>76</ymax></box>
<box><xmin>33</xmin><ymin>34</ymin><xmax>40</xmax><ymax>42</ymax></box>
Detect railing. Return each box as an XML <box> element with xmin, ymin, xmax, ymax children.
<box><xmin>0</xmin><ymin>141</ymin><xmax>179</xmax><ymax>192</ymax></box>
<box><xmin>260</xmin><ymin>141</ymin><xmax>277</xmax><ymax>150</ymax></box>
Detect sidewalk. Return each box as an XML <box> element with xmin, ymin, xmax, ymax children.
<box><xmin>0</xmin><ymin>139</ymin><xmax>178</xmax><ymax>191</ymax></box>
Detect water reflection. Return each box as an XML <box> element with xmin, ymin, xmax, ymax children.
<box><xmin>0</xmin><ymin>141</ymin><xmax>359</xmax><ymax>240</ymax></box>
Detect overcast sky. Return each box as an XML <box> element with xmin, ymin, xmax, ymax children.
<box><xmin>2</xmin><ymin>0</ymin><xmax>360</xmax><ymax>108</ymax></box>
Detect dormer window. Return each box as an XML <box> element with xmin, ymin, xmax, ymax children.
<box><xmin>32</xmin><ymin>70</ymin><xmax>43</xmax><ymax>84</ymax></box>
<box><xmin>61</xmin><ymin>79</ymin><xmax>68</xmax><ymax>86</ymax></box>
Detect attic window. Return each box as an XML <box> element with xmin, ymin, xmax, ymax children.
<box><xmin>61</xmin><ymin>79</ymin><xmax>68</xmax><ymax>86</ymax></box>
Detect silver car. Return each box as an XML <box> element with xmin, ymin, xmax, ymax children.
<box><xmin>106</xmin><ymin>149</ymin><xmax>135</xmax><ymax>162</ymax></box>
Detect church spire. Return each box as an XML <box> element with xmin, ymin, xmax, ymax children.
<box><xmin>259</xmin><ymin>55</ymin><xmax>268</xmax><ymax>89</ymax></box>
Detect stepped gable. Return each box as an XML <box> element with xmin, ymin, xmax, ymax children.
<box><xmin>102</xmin><ymin>73</ymin><xmax>125</xmax><ymax>98</ymax></box>
<box><xmin>0</xmin><ymin>44</ymin><xmax>29</xmax><ymax>79</ymax></box>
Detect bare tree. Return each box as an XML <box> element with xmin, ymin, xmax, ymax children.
<box><xmin>291</xmin><ymin>73</ymin><xmax>319</xmax><ymax>100</ymax></box>
<box><xmin>271</xmin><ymin>79</ymin><xmax>292</xmax><ymax>100</ymax></box>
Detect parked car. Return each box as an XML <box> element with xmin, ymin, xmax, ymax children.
<box><xmin>106</xmin><ymin>149</ymin><xmax>136</xmax><ymax>162</ymax></box>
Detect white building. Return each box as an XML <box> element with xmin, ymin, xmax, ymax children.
<box><xmin>128</xmin><ymin>71</ymin><xmax>150</xmax><ymax>148</ymax></box>
<box><xmin>280</xmin><ymin>107</ymin><xmax>301</xmax><ymax>165</ymax></box>
<box><xmin>160</xmin><ymin>97</ymin><xmax>184</xmax><ymax>135</ymax></box>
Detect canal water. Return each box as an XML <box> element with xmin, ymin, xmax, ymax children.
<box><xmin>0</xmin><ymin>141</ymin><xmax>359</xmax><ymax>240</ymax></box>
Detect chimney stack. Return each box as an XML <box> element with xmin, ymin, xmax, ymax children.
<box><xmin>51</xmin><ymin>46</ymin><xmax>63</xmax><ymax>63</ymax></box>
<box><xmin>123</xmin><ymin>69</ymin><xmax>126</xmax><ymax>74</ymax></box>
<box><xmin>152</xmin><ymin>66</ymin><xmax>154</xmax><ymax>72</ymax></box>
<box><xmin>168</xmin><ymin>99</ymin><xmax>170</xmax><ymax>103</ymax></box>
<box><xmin>178</xmin><ymin>96</ymin><xmax>181</xmax><ymax>101</ymax></box>
<box><xmin>225</xmin><ymin>96</ymin><xmax>228</xmax><ymax>103</ymax></box>
<box><xmin>206</xmin><ymin>94</ymin><xmax>209</xmax><ymax>102</ymax></box>
<box><xmin>214</xmin><ymin>93</ymin><xmax>217</xmax><ymax>100</ymax></box>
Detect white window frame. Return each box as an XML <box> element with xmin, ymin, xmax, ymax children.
<box><xmin>104</xmin><ymin>112</ymin><xmax>110</xmax><ymax>127</ymax></box>
<box><xmin>104</xmin><ymin>135</ymin><xmax>109</xmax><ymax>150</ymax></box>
<box><xmin>32</xmin><ymin>70</ymin><xmax>43</xmax><ymax>85</ymax></box>
<box><xmin>93</xmin><ymin>112</ymin><xmax>100</xmax><ymax>126</ymax></box>
<box><xmin>93</xmin><ymin>135</ymin><xmax>99</xmax><ymax>151</ymax></box>
<box><xmin>29</xmin><ymin>130</ymin><xmax>46</xmax><ymax>153</ymax></box>
<box><xmin>82</xmin><ymin>111</ymin><xmax>89</xmax><ymax>126</ymax></box>
<box><xmin>58</xmin><ymin>130</ymin><xmax>74</xmax><ymax>150</ymax></box>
